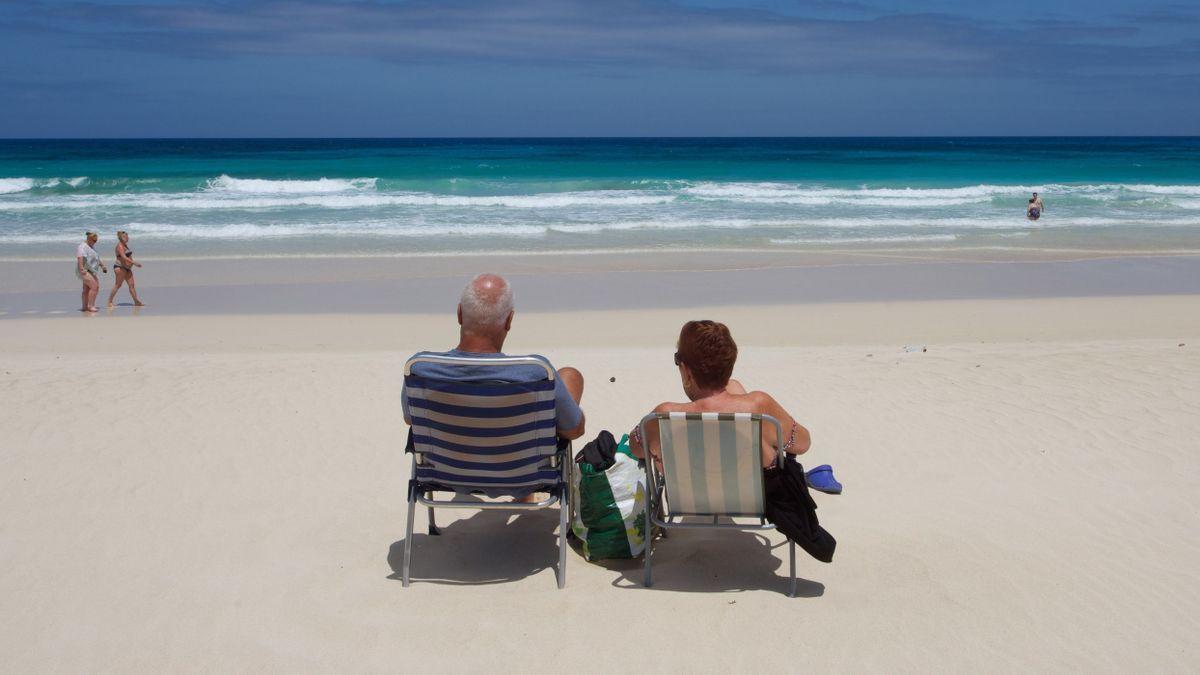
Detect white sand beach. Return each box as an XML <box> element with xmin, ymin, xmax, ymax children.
<box><xmin>6</xmin><ymin>0</ymin><xmax>1200</xmax><ymax>666</ymax></box>
<box><xmin>2</xmin><ymin>259</ymin><xmax>1200</xmax><ymax>671</ymax></box>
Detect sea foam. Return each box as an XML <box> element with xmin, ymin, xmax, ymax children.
<box><xmin>0</xmin><ymin>190</ymin><xmax>677</xmax><ymax>210</ymax></box>
<box><xmin>769</xmin><ymin>234</ymin><xmax>959</xmax><ymax>245</ymax></box>
<box><xmin>683</xmin><ymin>182</ymin><xmax>1031</xmax><ymax>201</ymax></box>
<box><xmin>0</xmin><ymin>178</ymin><xmax>35</xmax><ymax>194</ymax></box>
<box><xmin>205</xmin><ymin>175</ymin><xmax>379</xmax><ymax>194</ymax></box>
<box><xmin>7</xmin><ymin>174</ymin><xmax>1200</xmax><ymax>255</ymax></box>
<box><xmin>0</xmin><ymin>176</ymin><xmax>90</xmax><ymax>194</ymax></box>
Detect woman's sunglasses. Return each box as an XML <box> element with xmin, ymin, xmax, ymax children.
<box><xmin>673</xmin><ymin>351</ymin><xmax>684</xmax><ymax>366</ymax></box>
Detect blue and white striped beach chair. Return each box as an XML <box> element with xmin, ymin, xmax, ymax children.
<box><xmin>639</xmin><ymin>411</ymin><xmax>796</xmax><ymax>596</ymax></box>
<box><xmin>402</xmin><ymin>354</ymin><xmax>571</xmax><ymax>588</ymax></box>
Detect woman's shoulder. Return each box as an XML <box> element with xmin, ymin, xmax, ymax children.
<box><xmin>654</xmin><ymin>392</ymin><xmax>774</xmax><ymax>415</ymax></box>
<box><xmin>652</xmin><ymin>401</ymin><xmax>692</xmax><ymax>414</ymax></box>
<box><xmin>737</xmin><ymin>389</ymin><xmax>782</xmax><ymax>414</ymax></box>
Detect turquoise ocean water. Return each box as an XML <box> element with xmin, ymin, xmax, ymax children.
<box><xmin>2</xmin><ymin>138</ymin><xmax>1199</xmax><ymax>259</ymax></box>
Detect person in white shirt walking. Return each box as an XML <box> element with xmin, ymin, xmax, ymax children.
<box><xmin>75</xmin><ymin>231</ymin><xmax>107</xmax><ymax>313</ymax></box>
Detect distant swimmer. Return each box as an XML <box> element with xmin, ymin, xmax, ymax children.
<box><xmin>1031</xmin><ymin>191</ymin><xmax>1044</xmax><ymax>212</ymax></box>
<box><xmin>1026</xmin><ymin>197</ymin><xmax>1041</xmax><ymax>221</ymax></box>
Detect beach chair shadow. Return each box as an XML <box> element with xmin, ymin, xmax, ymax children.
<box><xmin>600</xmin><ymin>526</ymin><xmax>824</xmax><ymax>596</ymax></box>
<box><xmin>386</xmin><ymin>503</ymin><xmax>562</xmax><ymax>585</ymax></box>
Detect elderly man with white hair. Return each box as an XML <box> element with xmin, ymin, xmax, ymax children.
<box><xmin>402</xmin><ymin>273</ymin><xmax>586</xmax><ymax>442</ymax></box>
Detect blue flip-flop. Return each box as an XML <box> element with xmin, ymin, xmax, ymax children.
<box><xmin>805</xmin><ymin>464</ymin><xmax>843</xmax><ymax>495</ymax></box>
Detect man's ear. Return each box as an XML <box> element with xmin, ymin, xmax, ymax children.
<box><xmin>457</xmin><ymin>304</ymin><xmax>463</xmax><ymax>326</ymax></box>
<box><xmin>504</xmin><ymin>310</ymin><xmax>514</xmax><ymax>332</ymax></box>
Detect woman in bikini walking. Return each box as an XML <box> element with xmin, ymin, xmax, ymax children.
<box><xmin>107</xmin><ymin>230</ymin><xmax>145</xmax><ymax>308</ymax></box>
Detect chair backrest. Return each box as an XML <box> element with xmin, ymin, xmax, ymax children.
<box><xmin>651</xmin><ymin>412</ymin><xmax>774</xmax><ymax>517</ymax></box>
<box><xmin>404</xmin><ymin>354</ymin><xmax>560</xmax><ymax>495</ymax></box>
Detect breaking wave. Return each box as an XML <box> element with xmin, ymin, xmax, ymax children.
<box><xmin>204</xmin><ymin>175</ymin><xmax>378</xmax><ymax>194</ymax></box>
<box><xmin>0</xmin><ymin>178</ymin><xmax>34</xmax><ymax>194</ymax></box>
<box><xmin>5</xmin><ymin>174</ymin><xmax>1200</xmax><ymax>255</ymax></box>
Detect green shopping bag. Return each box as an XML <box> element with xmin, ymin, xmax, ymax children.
<box><xmin>570</xmin><ymin>434</ymin><xmax>648</xmax><ymax>560</ymax></box>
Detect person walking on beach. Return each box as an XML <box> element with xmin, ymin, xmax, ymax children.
<box><xmin>75</xmin><ymin>232</ymin><xmax>107</xmax><ymax>313</ymax></box>
<box><xmin>107</xmin><ymin>230</ymin><xmax>145</xmax><ymax>308</ymax></box>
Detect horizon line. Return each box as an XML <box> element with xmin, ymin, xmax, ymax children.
<box><xmin>3</xmin><ymin>134</ymin><xmax>1199</xmax><ymax>142</ymax></box>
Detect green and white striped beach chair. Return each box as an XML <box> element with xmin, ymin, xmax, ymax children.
<box><xmin>402</xmin><ymin>354</ymin><xmax>572</xmax><ymax>589</ymax></box>
<box><xmin>639</xmin><ymin>411</ymin><xmax>796</xmax><ymax>596</ymax></box>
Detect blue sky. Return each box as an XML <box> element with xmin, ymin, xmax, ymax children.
<box><xmin>1</xmin><ymin>0</ymin><xmax>1197</xmax><ymax>137</ymax></box>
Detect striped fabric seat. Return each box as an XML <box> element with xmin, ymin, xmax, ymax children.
<box><xmin>406</xmin><ymin>375</ymin><xmax>560</xmax><ymax>495</ymax></box>
<box><xmin>641</xmin><ymin>410</ymin><xmax>797</xmax><ymax>596</ymax></box>
<box><xmin>656</xmin><ymin>412</ymin><xmax>765</xmax><ymax>517</ymax></box>
<box><xmin>401</xmin><ymin>354</ymin><xmax>572</xmax><ymax>589</ymax></box>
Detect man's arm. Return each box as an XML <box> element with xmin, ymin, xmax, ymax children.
<box><xmin>554</xmin><ymin>366</ymin><xmax>586</xmax><ymax>440</ymax></box>
<box><xmin>560</xmin><ymin>412</ymin><xmax>586</xmax><ymax>441</ymax></box>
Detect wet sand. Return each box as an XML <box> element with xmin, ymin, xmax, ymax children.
<box><xmin>3</xmin><ymin>253</ymin><xmax>1200</xmax><ymax>317</ymax></box>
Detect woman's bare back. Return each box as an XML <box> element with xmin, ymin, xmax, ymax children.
<box><xmin>650</xmin><ymin>379</ymin><xmax>806</xmax><ymax>467</ymax></box>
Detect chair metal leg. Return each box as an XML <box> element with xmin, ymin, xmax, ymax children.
<box><xmin>660</xmin><ymin>494</ymin><xmax>669</xmax><ymax>538</ymax></box>
<box><xmin>644</xmin><ymin>538</ymin><xmax>653</xmax><ymax>587</ymax></box>
<box><xmin>402</xmin><ymin>488</ymin><xmax>417</xmax><ymax>587</ymax></box>
<box><xmin>427</xmin><ymin>500</ymin><xmax>440</xmax><ymax>536</ymax></box>
<box><xmin>788</xmin><ymin>539</ymin><xmax>797</xmax><ymax>597</ymax></box>
<box><xmin>656</xmin><ymin>488</ymin><xmax>668</xmax><ymax>538</ymax></box>
<box><xmin>557</xmin><ymin>498</ymin><xmax>568</xmax><ymax>589</ymax></box>
<box><xmin>644</xmin><ymin>486</ymin><xmax>659</xmax><ymax>587</ymax></box>
<box><xmin>643</xmin><ymin>514</ymin><xmax>654</xmax><ymax>587</ymax></box>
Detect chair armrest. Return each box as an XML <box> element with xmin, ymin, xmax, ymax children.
<box><xmin>762</xmin><ymin>414</ymin><xmax>786</xmax><ymax>468</ymax></box>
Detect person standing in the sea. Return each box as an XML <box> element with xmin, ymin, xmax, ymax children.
<box><xmin>1031</xmin><ymin>192</ymin><xmax>1044</xmax><ymax>213</ymax></box>
<box><xmin>107</xmin><ymin>230</ymin><xmax>145</xmax><ymax>308</ymax></box>
<box><xmin>1027</xmin><ymin>198</ymin><xmax>1042</xmax><ymax>221</ymax></box>
<box><xmin>75</xmin><ymin>231</ymin><xmax>107</xmax><ymax>313</ymax></box>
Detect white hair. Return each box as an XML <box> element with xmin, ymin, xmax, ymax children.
<box><xmin>459</xmin><ymin>273</ymin><xmax>514</xmax><ymax>331</ymax></box>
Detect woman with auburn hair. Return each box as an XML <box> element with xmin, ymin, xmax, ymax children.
<box><xmin>628</xmin><ymin>319</ymin><xmax>811</xmax><ymax>468</ymax></box>
<box><xmin>107</xmin><ymin>230</ymin><xmax>145</xmax><ymax>308</ymax></box>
